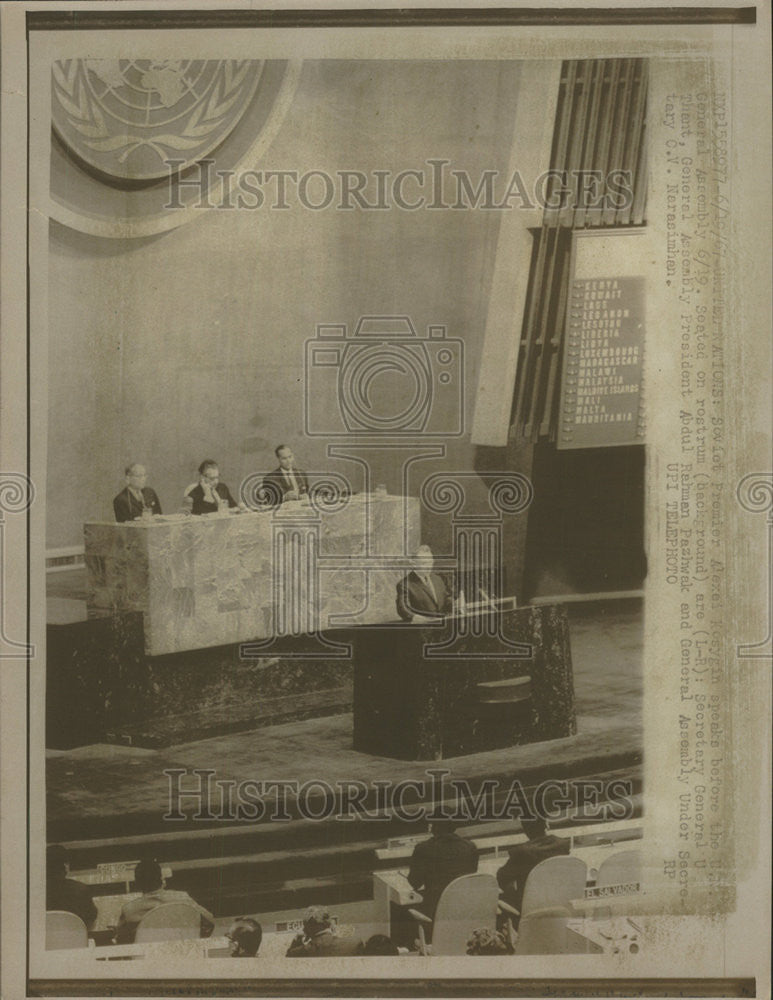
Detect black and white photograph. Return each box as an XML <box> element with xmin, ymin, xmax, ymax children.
<box><xmin>0</xmin><ymin>2</ymin><xmax>770</xmax><ymax>996</ymax></box>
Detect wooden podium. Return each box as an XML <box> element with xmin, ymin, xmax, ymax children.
<box><xmin>352</xmin><ymin>605</ymin><xmax>576</xmax><ymax>760</ymax></box>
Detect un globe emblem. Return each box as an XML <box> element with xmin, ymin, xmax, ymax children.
<box><xmin>52</xmin><ymin>59</ymin><xmax>264</xmax><ymax>182</ymax></box>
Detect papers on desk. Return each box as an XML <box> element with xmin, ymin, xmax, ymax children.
<box><xmin>566</xmin><ymin>916</ymin><xmax>642</xmax><ymax>955</ymax></box>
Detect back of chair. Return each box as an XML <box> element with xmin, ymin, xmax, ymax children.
<box><xmin>431</xmin><ymin>873</ymin><xmax>500</xmax><ymax>955</ymax></box>
<box><xmin>520</xmin><ymin>856</ymin><xmax>588</xmax><ymax>918</ymax></box>
<box><xmin>134</xmin><ymin>902</ymin><xmax>202</xmax><ymax>942</ymax></box>
<box><xmin>515</xmin><ymin>906</ymin><xmax>574</xmax><ymax>955</ymax></box>
<box><xmin>596</xmin><ymin>850</ymin><xmax>642</xmax><ymax>888</ymax></box>
<box><xmin>46</xmin><ymin>910</ymin><xmax>89</xmax><ymax>950</ymax></box>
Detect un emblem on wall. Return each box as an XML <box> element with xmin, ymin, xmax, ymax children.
<box><xmin>52</xmin><ymin>59</ymin><xmax>264</xmax><ymax>182</ymax></box>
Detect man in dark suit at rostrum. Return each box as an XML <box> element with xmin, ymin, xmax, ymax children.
<box><xmin>113</xmin><ymin>463</ymin><xmax>162</xmax><ymax>522</ymax></box>
<box><xmin>262</xmin><ymin>445</ymin><xmax>310</xmax><ymax>504</ymax></box>
<box><xmin>396</xmin><ymin>544</ymin><xmax>452</xmax><ymax>622</ymax></box>
<box><xmin>495</xmin><ymin>817</ymin><xmax>570</xmax><ymax>928</ymax></box>
<box><xmin>185</xmin><ymin>459</ymin><xmax>238</xmax><ymax>515</ymax></box>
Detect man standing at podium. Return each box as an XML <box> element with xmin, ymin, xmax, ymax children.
<box><xmin>396</xmin><ymin>544</ymin><xmax>452</xmax><ymax>622</ymax></box>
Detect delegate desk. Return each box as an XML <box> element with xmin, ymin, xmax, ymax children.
<box><xmin>85</xmin><ymin>495</ymin><xmax>419</xmax><ymax>655</ymax></box>
<box><xmin>352</xmin><ymin>605</ymin><xmax>575</xmax><ymax>760</ymax></box>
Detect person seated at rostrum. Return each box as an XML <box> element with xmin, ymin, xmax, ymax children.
<box><xmin>262</xmin><ymin>445</ymin><xmax>309</xmax><ymax>504</ymax></box>
<box><xmin>46</xmin><ymin>844</ymin><xmax>97</xmax><ymax>930</ymax></box>
<box><xmin>396</xmin><ymin>544</ymin><xmax>453</xmax><ymax>622</ymax></box>
<box><xmin>184</xmin><ymin>459</ymin><xmax>238</xmax><ymax>515</ymax></box>
<box><xmin>285</xmin><ymin>906</ymin><xmax>363</xmax><ymax>957</ymax></box>
<box><xmin>226</xmin><ymin>917</ymin><xmax>262</xmax><ymax>957</ymax></box>
<box><xmin>113</xmin><ymin>463</ymin><xmax>162</xmax><ymax>522</ymax></box>
<box><xmin>495</xmin><ymin>817</ymin><xmax>570</xmax><ymax>928</ymax></box>
<box><xmin>114</xmin><ymin>858</ymin><xmax>215</xmax><ymax>943</ymax></box>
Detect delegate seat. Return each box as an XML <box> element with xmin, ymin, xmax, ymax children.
<box><xmin>409</xmin><ymin>873</ymin><xmax>500</xmax><ymax>955</ymax></box>
<box><xmin>133</xmin><ymin>902</ymin><xmax>203</xmax><ymax>943</ymax></box>
<box><xmin>595</xmin><ymin>849</ymin><xmax>642</xmax><ymax>889</ymax></box>
<box><xmin>515</xmin><ymin>905</ymin><xmax>593</xmax><ymax>955</ymax></box>
<box><xmin>46</xmin><ymin>910</ymin><xmax>90</xmax><ymax>950</ymax></box>
<box><xmin>520</xmin><ymin>855</ymin><xmax>588</xmax><ymax>919</ymax></box>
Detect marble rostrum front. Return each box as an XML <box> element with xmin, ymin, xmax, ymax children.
<box><xmin>85</xmin><ymin>495</ymin><xmax>420</xmax><ymax>655</ymax></box>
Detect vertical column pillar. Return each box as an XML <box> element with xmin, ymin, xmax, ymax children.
<box><xmin>420</xmin><ymin>471</ymin><xmax>533</xmax><ymax>659</ymax></box>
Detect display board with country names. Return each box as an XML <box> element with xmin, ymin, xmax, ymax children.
<box><xmin>557</xmin><ymin>274</ymin><xmax>646</xmax><ymax>449</ymax></box>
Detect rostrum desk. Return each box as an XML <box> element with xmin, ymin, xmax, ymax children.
<box><xmin>84</xmin><ymin>495</ymin><xmax>419</xmax><ymax>655</ymax></box>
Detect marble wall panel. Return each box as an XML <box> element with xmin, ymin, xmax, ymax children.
<box><xmin>84</xmin><ymin>523</ymin><xmax>150</xmax><ymax>611</ymax></box>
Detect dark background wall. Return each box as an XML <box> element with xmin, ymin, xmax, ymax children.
<box><xmin>523</xmin><ymin>444</ymin><xmax>646</xmax><ymax>598</ymax></box>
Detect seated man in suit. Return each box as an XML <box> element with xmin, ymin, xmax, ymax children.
<box><xmin>262</xmin><ymin>445</ymin><xmax>309</xmax><ymax>504</ymax></box>
<box><xmin>46</xmin><ymin>844</ymin><xmax>97</xmax><ymax>930</ymax></box>
<box><xmin>115</xmin><ymin>859</ymin><xmax>215</xmax><ymax>943</ymax></box>
<box><xmin>185</xmin><ymin>459</ymin><xmax>238</xmax><ymax>515</ymax></box>
<box><xmin>285</xmin><ymin>907</ymin><xmax>363</xmax><ymax>957</ymax></box>
<box><xmin>113</xmin><ymin>463</ymin><xmax>162</xmax><ymax>522</ymax></box>
<box><xmin>407</xmin><ymin>818</ymin><xmax>478</xmax><ymax>937</ymax></box>
<box><xmin>495</xmin><ymin>818</ymin><xmax>570</xmax><ymax>927</ymax></box>
<box><xmin>396</xmin><ymin>544</ymin><xmax>452</xmax><ymax>622</ymax></box>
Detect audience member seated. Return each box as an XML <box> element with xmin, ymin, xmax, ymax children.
<box><xmin>407</xmin><ymin>817</ymin><xmax>479</xmax><ymax>922</ymax></box>
<box><xmin>496</xmin><ymin>818</ymin><xmax>570</xmax><ymax>928</ymax></box>
<box><xmin>46</xmin><ymin>844</ymin><xmax>97</xmax><ymax>930</ymax></box>
<box><xmin>113</xmin><ymin>463</ymin><xmax>162</xmax><ymax>522</ymax></box>
<box><xmin>226</xmin><ymin>917</ymin><xmax>262</xmax><ymax>957</ymax></box>
<box><xmin>360</xmin><ymin>934</ymin><xmax>400</xmax><ymax>956</ymax></box>
<box><xmin>466</xmin><ymin>926</ymin><xmax>516</xmax><ymax>956</ymax></box>
<box><xmin>185</xmin><ymin>460</ymin><xmax>238</xmax><ymax>515</ymax></box>
<box><xmin>114</xmin><ymin>859</ymin><xmax>215</xmax><ymax>943</ymax></box>
<box><xmin>285</xmin><ymin>907</ymin><xmax>363</xmax><ymax>957</ymax></box>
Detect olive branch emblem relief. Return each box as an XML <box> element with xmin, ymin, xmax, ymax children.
<box><xmin>52</xmin><ymin>59</ymin><xmax>263</xmax><ymax>180</ymax></box>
